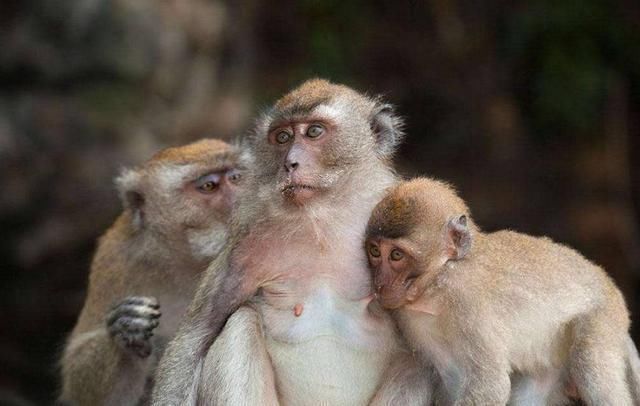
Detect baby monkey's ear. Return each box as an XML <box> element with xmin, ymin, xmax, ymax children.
<box><xmin>445</xmin><ymin>214</ymin><xmax>471</xmax><ymax>260</ymax></box>
<box><xmin>115</xmin><ymin>168</ymin><xmax>146</xmax><ymax>229</ymax></box>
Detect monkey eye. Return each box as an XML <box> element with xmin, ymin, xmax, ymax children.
<box><xmin>306</xmin><ymin>124</ymin><xmax>324</xmax><ymax>138</ymax></box>
<box><xmin>369</xmin><ymin>244</ymin><xmax>381</xmax><ymax>258</ymax></box>
<box><xmin>195</xmin><ymin>173</ymin><xmax>221</xmax><ymax>193</ymax></box>
<box><xmin>276</xmin><ymin>131</ymin><xmax>292</xmax><ymax>144</ymax></box>
<box><xmin>390</xmin><ymin>249</ymin><xmax>404</xmax><ymax>261</ymax></box>
<box><xmin>226</xmin><ymin>169</ymin><xmax>241</xmax><ymax>184</ymax></box>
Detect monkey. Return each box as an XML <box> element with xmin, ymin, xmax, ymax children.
<box><xmin>59</xmin><ymin>138</ymin><xmax>240</xmax><ymax>405</ymax></box>
<box><xmin>365</xmin><ymin>177</ymin><xmax>640</xmax><ymax>405</ymax></box>
<box><xmin>151</xmin><ymin>79</ymin><xmax>433</xmax><ymax>405</ymax></box>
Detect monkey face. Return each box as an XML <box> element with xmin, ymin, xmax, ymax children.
<box><xmin>365</xmin><ymin>178</ymin><xmax>476</xmax><ymax>309</ymax></box>
<box><xmin>117</xmin><ymin>139</ymin><xmax>240</xmax><ymax>262</ymax></box>
<box><xmin>366</xmin><ymin>238</ymin><xmax>424</xmax><ymax>309</ymax></box>
<box><xmin>249</xmin><ymin>79</ymin><xmax>404</xmax><ymax>209</ymax></box>
<box><xmin>266</xmin><ymin>118</ymin><xmax>339</xmax><ymax>205</ymax></box>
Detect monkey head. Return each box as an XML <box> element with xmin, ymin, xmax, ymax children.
<box><xmin>249</xmin><ymin>78</ymin><xmax>403</xmax><ymax>208</ymax></box>
<box><xmin>365</xmin><ymin>178</ymin><xmax>474</xmax><ymax>309</ymax></box>
<box><xmin>115</xmin><ymin>139</ymin><xmax>240</xmax><ymax>263</ymax></box>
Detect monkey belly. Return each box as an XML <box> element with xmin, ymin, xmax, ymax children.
<box><xmin>257</xmin><ymin>286</ymin><xmax>399</xmax><ymax>405</ymax></box>
<box><xmin>267</xmin><ymin>336</ymin><xmax>392</xmax><ymax>406</ymax></box>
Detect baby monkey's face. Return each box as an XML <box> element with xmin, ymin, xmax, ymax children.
<box><xmin>366</xmin><ymin>237</ymin><xmax>425</xmax><ymax>309</ymax></box>
<box><xmin>366</xmin><ymin>178</ymin><xmax>473</xmax><ymax>310</ymax></box>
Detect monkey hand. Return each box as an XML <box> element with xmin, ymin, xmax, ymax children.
<box><xmin>106</xmin><ymin>296</ymin><xmax>161</xmax><ymax>358</ymax></box>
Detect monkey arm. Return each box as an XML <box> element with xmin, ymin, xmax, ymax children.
<box><xmin>60</xmin><ymin>328</ymin><xmax>153</xmax><ymax>405</ymax></box>
<box><xmin>199</xmin><ymin>305</ymin><xmax>280</xmax><ymax>405</ymax></box>
<box><xmin>450</xmin><ymin>336</ymin><xmax>511</xmax><ymax>406</ymax></box>
<box><xmin>151</xmin><ymin>247</ymin><xmax>257</xmax><ymax>405</ymax></box>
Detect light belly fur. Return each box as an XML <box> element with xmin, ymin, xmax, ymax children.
<box><xmin>258</xmin><ymin>286</ymin><xmax>399</xmax><ymax>405</ymax></box>
<box><xmin>267</xmin><ymin>335</ymin><xmax>393</xmax><ymax>406</ymax></box>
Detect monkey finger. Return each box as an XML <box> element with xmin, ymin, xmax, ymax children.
<box><xmin>109</xmin><ymin>316</ymin><xmax>160</xmax><ymax>337</ymax></box>
<box><xmin>113</xmin><ymin>296</ymin><xmax>160</xmax><ymax>310</ymax></box>
<box><xmin>106</xmin><ymin>304</ymin><xmax>161</xmax><ymax>325</ymax></box>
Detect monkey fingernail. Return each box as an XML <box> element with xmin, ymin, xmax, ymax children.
<box><xmin>294</xmin><ymin>303</ymin><xmax>304</xmax><ymax>317</ymax></box>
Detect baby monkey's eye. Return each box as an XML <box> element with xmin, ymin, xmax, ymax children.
<box><xmin>276</xmin><ymin>131</ymin><xmax>292</xmax><ymax>144</ymax></box>
<box><xmin>390</xmin><ymin>249</ymin><xmax>404</xmax><ymax>261</ymax></box>
<box><xmin>306</xmin><ymin>124</ymin><xmax>324</xmax><ymax>138</ymax></box>
<box><xmin>195</xmin><ymin>173</ymin><xmax>222</xmax><ymax>193</ymax></box>
<box><xmin>369</xmin><ymin>244</ymin><xmax>381</xmax><ymax>258</ymax></box>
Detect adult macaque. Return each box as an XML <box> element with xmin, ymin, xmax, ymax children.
<box><xmin>365</xmin><ymin>177</ymin><xmax>640</xmax><ymax>405</ymax></box>
<box><xmin>152</xmin><ymin>79</ymin><xmax>432</xmax><ymax>405</ymax></box>
<box><xmin>60</xmin><ymin>139</ymin><xmax>240</xmax><ymax>405</ymax></box>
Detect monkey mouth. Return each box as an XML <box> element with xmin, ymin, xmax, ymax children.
<box><xmin>282</xmin><ymin>184</ymin><xmax>315</xmax><ymax>193</ymax></box>
<box><xmin>281</xmin><ymin>183</ymin><xmax>320</xmax><ymax>203</ymax></box>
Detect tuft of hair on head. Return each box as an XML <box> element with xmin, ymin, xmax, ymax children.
<box><xmin>273</xmin><ymin>78</ymin><xmax>345</xmax><ymax>111</ymax></box>
<box><xmin>150</xmin><ymin>138</ymin><xmax>235</xmax><ymax>167</ymax></box>
<box><xmin>367</xmin><ymin>188</ymin><xmax>418</xmax><ymax>240</ymax></box>
<box><xmin>368</xmin><ymin>177</ymin><xmax>474</xmax><ymax>241</ymax></box>
<box><xmin>398</xmin><ymin>177</ymin><xmax>471</xmax><ymax>221</ymax></box>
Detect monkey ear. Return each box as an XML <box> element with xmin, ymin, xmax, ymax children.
<box><xmin>371</xmin><ymin>102</ymin><xmax>404</xmax><ymax>159</ymax></box>
<box><xmin>445</xmin><ymin>215</ymin><xmax>471</xmax><ymax>260</ymax></box>
<box><xmin>115</xmin><ymin>168</ymin><xmax>145</xmax><ymax>229</ymax></box>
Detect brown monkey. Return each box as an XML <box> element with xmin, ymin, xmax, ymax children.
<box><xmin>60</xmin><ymin>139</ymin><xmax>240</xmax><ymax>405</ymax></box>
<box><xmin>152</xmin><ymin>79</ymin><xmax>433</xmax><ymax>405</ymax></box>
<box><xmin>365</xmin><ymin>177</ymin><xmax>640</xmax><ymax>405</ymax></box>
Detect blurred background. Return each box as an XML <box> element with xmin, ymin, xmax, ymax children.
<box><xmin>1</xmin><ymin>0</ymin><xmax>639</xmax><ymax>403</ymax></box>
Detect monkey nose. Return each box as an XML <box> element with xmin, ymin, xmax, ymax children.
<box><xmin>285</xmin><ymin>161</ymin><xmax>299</xmax><ymax>172</ymax></box>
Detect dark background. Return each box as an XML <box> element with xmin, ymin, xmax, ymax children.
<box><xmin>1</xmin><ymin>1</ymin><xmax>639</xmax><ymax>404</ymax></box>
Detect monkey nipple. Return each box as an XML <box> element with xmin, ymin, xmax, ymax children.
<box><xmin>293</xmin><ymin>303</ymin><xmax>304</xmax><ymax>317</ymax></box>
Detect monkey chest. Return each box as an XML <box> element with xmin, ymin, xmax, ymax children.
<box><xmin>257</xmin><ymin>284</ymin><xmax>393</xmax><ymax>347</ymax></box>
<box><xmin>255</xmin><ymin>285</ymin><xmax>399</xmax><ymax>406</ymax></box>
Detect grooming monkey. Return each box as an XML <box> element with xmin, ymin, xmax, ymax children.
<box><xmin>60</xmin><ymin>139</ymin><xmax>240</xmax><ymax>405</ymax></box>
<box><xmin>152</xmin><ymin>79</ymin><xmax>433</xmax><ymax>405</ymax></box>
<box><xmin>366</xmin><ymin>177</ymin><xmax>640</xmax><ymax>405</ymax></box>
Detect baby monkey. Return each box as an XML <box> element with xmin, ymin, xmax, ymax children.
<box><xmin>366</xmin><ymin>177</ymin><xmax>640</xmax><ymax>405</ymax></box>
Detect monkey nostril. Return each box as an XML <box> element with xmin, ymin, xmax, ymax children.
<box><xmin>285</xmin><ymin>161</ymin><xmax>299</xmax><ymax>172</ymax></box>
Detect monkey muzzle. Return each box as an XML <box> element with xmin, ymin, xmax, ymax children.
<box><xmin>375</xmin><ymin>270</ymin><xmax>413</xmax><ymax>309</ymax></box>
<box><xmin>376</xmin><ymin>282</ymin><xmax>412</xmax><ymax>309</ymax></box>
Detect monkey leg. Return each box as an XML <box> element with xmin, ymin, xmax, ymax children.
<box><xmin>199</xmin><ymin>305</ymin><xmax>279</xmax><ymax>405</ymax></box>
<box><xmin>569</xmin><ymin>306</ymin><xmax>633</xmax><ymax>406</ymax></box>
<box><xmin>368</xmin><ymin>351</ymin><xmax>434</xmax><ymax>406</ymax></box>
